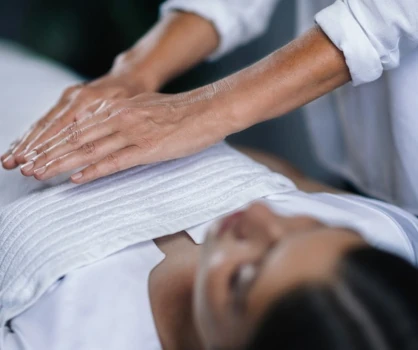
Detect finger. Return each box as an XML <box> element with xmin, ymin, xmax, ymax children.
<box><xmin>70</xmin><ymin>146</ymin><xmax>138</xmax><ymax>184</ymax></box>
<box><xmin>23</xmin><ymin>100</ymin><xmax>105</xmax><ymax>164</ymax></box>
<box><xmin>32</xmin><ymin>134</ymin><xmax>126</xmax><ymax>181</ymax></box>
<box><xmin>10</xmin><ymin>101</ymin><xmax>69</xmax><ymax>165</ymax></box>
<box><xmin>1</xmin><ymin>138</ymin><xmax>20</xmax><ymax>160</ymax></box>
<box><xmin>1</xmin><ymin>152</ymin><xmax>18</xmax><ymax>169</ymax></box>
<box><xmin>20</xmin><ymin>121</ymin><xmax>115</xmax><ymax>176</ymax></box>
<box><xmin>6</xmin><ymin>84</ymin><xmax>84</xmax><ymax>165</ymax></box>
<box><xmin>1</xmin><ymin>139</ymin><xmax>22</xmax><ymax>168</ymax></box>
<box><xmin>14</xmin><ymin>104</ymin><xmax>83</xmax><ymax>165</ymax></box>
<box><xmin>30</xmin><ymin>92</ymin><xmax>118</xmax><ymax>151</ymax></box>
<box><xmin>1</xmin><ymin>125</ymin><xmax>39</xmax><ymax>169</ymax></box>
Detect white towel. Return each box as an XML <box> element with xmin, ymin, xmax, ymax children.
<box><xmin>0</xmin><ymin>142</ymin><xmax>296</xmax><ymax>325</ymax></box>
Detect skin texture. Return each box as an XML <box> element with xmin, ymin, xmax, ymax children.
<box><xmin>150</xmin><ymin>203</ymin><xmax>366</xmax><ymax>350</ymax></box>
<box><xmin>1</xmin><ymin>11</ymin><xmax>219</xmax><ymax>169</ymax></box>
<box><xmin>2</xmin><ymin>13</ymin><xmax>350</xmax><ymax>184</ymax></box>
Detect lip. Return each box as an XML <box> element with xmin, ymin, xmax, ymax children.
<box><xmin>216</xmin><ymin>212</ymin><xmax>244</xmax><ymax>238</ymax></box>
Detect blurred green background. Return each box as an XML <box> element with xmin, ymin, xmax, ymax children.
<box><xmin>0</xmin><ymin>0</ymin><xmax>339</xmax><ymax>184</ymax></box>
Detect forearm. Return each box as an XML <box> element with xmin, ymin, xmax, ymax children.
<box><xmin>199</xmin><ymin>25</ymin><xmax>351</xmax><ymax>133</ymax></box>
<box><xmin>110</xmin><ymin>11</ymin><xmax>219</xmax><ymax>91</ymax></box>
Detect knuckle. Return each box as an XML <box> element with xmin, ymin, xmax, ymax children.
<box><xmin>88</xmin><ymin>164</ymin><xmax>100</xmax><ymax>178</ymax></box>
<box><xmin>35</xmin><ymin>140</ymin><xmax>50</xmax><ymax>153</ymax></box>
<box><xmin>106</xmin><ymin>153</ymin><xmax>120</xmax><ymax>170</ymax></box>
<box><xmin>66</xmin><ymin>131</ymin><xmax>82</xmax><ymax>144</ymax></box>
<box><xmin>39</xmin><ymin>149</ymin><xmax>49</xmax><ymax>162</ymax></box>
<box><xmin>81</xmin><ymin>142</ymin><xmax>96</xmax><ymax>156</ymax></box>
<box><xmin>63</xmin><ymin>122</ymin><xmax>82</xmax><ymax>144</ymax></box>
<box><xmin>115</xmin><ymin>107</ymin><xmax>134</xmax><ymax>121</ymax></box>
<box><xmin>136</xmin><ymin>136</ymin><xmax>153</xmax><ymax>150</ymax></box>
<box><xmin>103</xmin><ymin>99</ymin><xmax>116</xmax><ymax>109</ymax></box>
<box><xmin>50</xmin><ymin>157</ymin><xmax>63</xmax><ymax>171</ymax></box>
<box><xmin>63</xmin><ymin>85</ymin><xmax>82</xmax><ymax>100</ymax></box>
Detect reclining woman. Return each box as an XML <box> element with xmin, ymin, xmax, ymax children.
<box><xmin>2</xmin><ymin>143</ymin><xmax>418</xmax><ymax>350</ymax></box>
<box><xmin>1</xmin><ymin>45</ymin><xmax>418</xmax><ymax>350</ymax></box>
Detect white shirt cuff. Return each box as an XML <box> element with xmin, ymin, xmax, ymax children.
<box><xmin>160</xmin><ymin>0</ymin><xmax>245</xmax><ymax>61</ymax></box>
<box><xmin>315</xmin><ymin>0</ymin><xmax>383</xmax><ymax>86</ymax></box>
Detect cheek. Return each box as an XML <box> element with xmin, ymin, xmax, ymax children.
<box><xmin>193</xmin><ymin>253</ymin><xmax>227</xmax><ymax>338</ymax></box>
<box><xmin>193</xmin><ymin>252</ymin><xmax>243</xmax><ymax>347</ymax></box>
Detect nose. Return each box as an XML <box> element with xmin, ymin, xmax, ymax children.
<box><xmin>227</xmin><ymin>205</ymin><xmax>281</xmax><ymax>248</ymax></box>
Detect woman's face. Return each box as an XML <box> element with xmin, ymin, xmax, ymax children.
<box><xmin>193</xmin><ymin>203</ymin><xmax>366</xmax><ymax>349</ymax></box>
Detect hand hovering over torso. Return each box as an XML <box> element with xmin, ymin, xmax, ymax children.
<box><xmin>1</xmin><ymin>72</ymin><xmax>151</xmax><ymax>169</ymax></box>
<box><xmin>17</xmin><ymin>88</ymin><xmax>232</xmax><ymax>183</ymax></box>
<box><xmin>1</xmin><ymin>11</ymin><xmax>220</xmax><ymax>173</ymax></box>
<box><xmin>2</xmin><ymin>10</ymin><xmax>350</xmax><ymax>185</ymax></box>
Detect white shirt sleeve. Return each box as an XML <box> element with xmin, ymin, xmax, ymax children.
<box><xmin>160</xmin><ymin>0</ymin><xmax>281</xmax><ymax>60</ymax></box>
<box><xmin>315</xmin><ymin>0</ymin><xmax>418</xmax><ymax>86</ymax></box>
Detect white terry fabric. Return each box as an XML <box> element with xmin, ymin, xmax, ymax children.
<box><xmin>4</xmin><ymin>190</ymin><xmax>418</xmax><ymax>350</ymax></box>
<box><xmin>0</xmin><ymin>142</ymin><xmax>295</xmax><ymax>327</ymax></box>
<box><xmin>4</xmin><ymin>242</ymin><xmax>165</xmax><ymax>350</ymax></box>
<box><xmin>161</xmin><ymin>0</ymin><xmax>418</xmax><ymax>215</ymax></box>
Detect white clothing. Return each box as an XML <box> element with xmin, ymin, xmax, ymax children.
<box><xmin>4</xmin><ymin>242</ymin><xmax>165</xmax><ymax>350</ymax></box>
<box><xmin>4</xmin><ymin>191</ymin><xmax>418</xmax><ymax>350</ymax></box>
<box><xmin>161</xmin><ymin>0</ymin><xmax>418</xmax><ymax>214</ymax></box>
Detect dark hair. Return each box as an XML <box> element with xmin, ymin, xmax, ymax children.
<box><xmin>246</xmin><ymin>248</ymin><xmax>418</xmax><ymax>350</ymax></box>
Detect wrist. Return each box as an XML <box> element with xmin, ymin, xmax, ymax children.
<box><xmin>110</xmin><ymin>50</ymin><xmax>163</xmax><ymax>92</ymax></box>
<box><xmin>187</xmin><ymin>80</ymin><xmax>249</xmax><ymax>138</ymax></box>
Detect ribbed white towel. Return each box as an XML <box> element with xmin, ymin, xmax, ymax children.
<box><xmin>0</xmin><ymin>142</ymin><xmax>296</xmax><ymax>325</ymax></box>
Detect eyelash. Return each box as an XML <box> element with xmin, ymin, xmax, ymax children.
<box><xmin>229</xmin><ymin>244</ymin><xmax>276</xmax><ymax>310</ymax></box>
<box><xmin>230</xmin><ymin>263</ymin><xmax>259</xmax><ymax>310</ymax></box>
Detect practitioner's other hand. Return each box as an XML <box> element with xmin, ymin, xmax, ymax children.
<box><xmin>1</xmin><ymin>67</ymin><xmax>154</xmax><ymax>170</ymax></box>
<box><xmin>18</xmin><ymin>87</ymin><xmax>236</xmax><ymax>184</ymax></box>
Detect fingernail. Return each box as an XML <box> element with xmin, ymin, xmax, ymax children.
<box><xmin>20</xmin><ymin>161</ymin><xmax>34</xmax><ymax>172</ymax></box>
<box><xmin>71</xmin><ymin>172</ymin><xmax>83</xmax><ymax>181</ymax></box>
<box><xmin>3</xmin><ymin>154</ymin><xmax>14</xmax><ymax>164</ymax></box>
<box><xmin>24</xmin><ymin>150</ymin><xmax>37</xmax><ymax>161</ymax></box>
<box><xmin>34</xmin><ymin>166</ymin><xmax>46</xmax><ymax>175</ymax></box>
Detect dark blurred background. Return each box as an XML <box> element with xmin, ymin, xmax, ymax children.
<box><xmin>0</xmin><ymin>0</ymin><xmax>337</xmax><ymax>183</ymax></box>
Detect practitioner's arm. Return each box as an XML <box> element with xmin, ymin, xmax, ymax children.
<box><xmin>21</xmin><ymin>25</ymin><xmax>350</xmax><ymax>184</ymax></box>
<box><xmin>1</xmin><ymin>11</ymin><xmax>219</xmax><ymax>168</ymax></box>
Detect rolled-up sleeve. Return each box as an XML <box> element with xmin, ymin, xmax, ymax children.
<box><xmin>160</xmin><ymin>0</ymin><xmax>280</xmax><ymax>60</ymax></box>
<box><xmin>316</xmin><ymin>0</ymin><xmax>418</xmax><ymax>86</ymax></box>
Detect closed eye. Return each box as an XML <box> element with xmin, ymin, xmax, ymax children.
<box><xmin>230</xmin><ymin>249</ymin><xmax>274</xmax><ymax>312</ymax></box>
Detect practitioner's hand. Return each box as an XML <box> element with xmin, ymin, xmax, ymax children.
<box><xmin>19</xmin><ymin>87</ymin><xmax>235</xmax><ymax>184</ymax></box>
<box><xmin>1</xmin><ymin>72</ymin><xmax>153</xmax><ymax>169</ymax></box>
